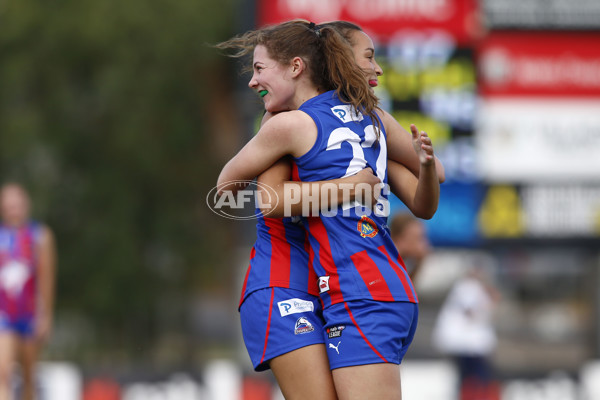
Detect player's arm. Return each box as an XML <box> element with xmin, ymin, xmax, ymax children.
<box><xmin>35</xmin><ymin>224</ymin><xmax>56</xmax><ymax>343</ymax></box>
<box><xmin>257</xmin><ymin>159</ymin><xmax>381</xmax><ymax>217</ymax></box>
<box><xmin>217</xmin><ymin>111</ymin><xmax>316</xmax><ymax>195</ymax></box>
<box><xmin>387</xmin><ymin>125</ymin><xmax>439</xmax><ymax>219</ymax></box>
<box><xmin>381</xmin><ymin>110</ymin><xmax>446</xmax><ymax>183</ymax></box>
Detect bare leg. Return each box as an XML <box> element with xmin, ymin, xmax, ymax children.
<box><xmin>269</xmin><ymin>344</ymin><xmax>337</xmax><ymax>400</ymax></box>
<box><xmin>0</xmin><ymin>332</ymin><xmax>16</xmax><ymax>400</ymax></box>
<box><xmin>332</xmin><ymin>363</ymin><xmax>402</xmax><ymax>400</ymax></box>
<box><xmin>17</xmin><ymin>339</ymin><xmax>38</xmax><ymax>400</ymax></box>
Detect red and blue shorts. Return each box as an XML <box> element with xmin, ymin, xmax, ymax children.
<box><xmin>323</xmin><ymin>300</ymin><xmax>418</xmax><ymax>370</ymax></box>
<box><xmin>0</xmin><ymin>311</ymin><xmax>35</xmax><ymax>337</ymax></box>
<box><xmin>240</xmin><ymin>287</ymin><xmax>325</xmax><ymax>371</ymax></box>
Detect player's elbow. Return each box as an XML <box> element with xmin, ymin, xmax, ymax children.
<box><xmin>412</xmin><ymin>203</ymin><xmax>438</xmax><ymax>220</ymax></box>
<box><xmin>258</xmin><ymin>204</ymin><xmax>284</xmax><ymax>218</ymax></box>
<box><xmin>417</xmin><ymin>212</ymin><xmax>435</xmax><ymax>220</ymax></box>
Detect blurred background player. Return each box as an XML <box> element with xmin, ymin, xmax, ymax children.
<box><xmin>432</xmin><ymin>264</ymin><xmax>501</xmax><ymax>400</ymax></box>
<box><xmin>0</xmin><ymin>183</ymin><xmax>56</xmax><ymax>400</ymax></box>
<box><xmin>390</xmin><ymin>212</ymin><xmax>432</xmax><ymax>282</ymax></box>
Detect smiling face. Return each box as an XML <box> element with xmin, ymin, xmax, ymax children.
<box><xmin>248</xmin><ymin>45</ymin><xmax>297</xmax><ymax>113</ymax></box>
<box><xmin>349</xmin><ymin>30</ymin><xmax>383</xmax><ymax>88</ymax></box>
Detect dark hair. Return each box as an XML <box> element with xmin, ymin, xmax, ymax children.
<box><xmin>320</xmin><ymin>21</ymin><xmax>363</xmax><ymax>44</ymax></box>
<box><xmin>216</xmin><ymin>19</ymin><xmax>380</xmax><ymax>135</ymax></box>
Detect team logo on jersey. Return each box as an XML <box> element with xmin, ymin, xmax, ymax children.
<box><xmin>277</xmin><ymin>298</ymin><xmax>315</xmax><ymax>317</ymax></box>
<box><xmin>294</xmin><ymin>317</ymin><xmax>315</xmax><ymax>335</ymax></box>
<box><xmin>331</xmin><ymin>105</ymin><xmax>364</xmax><ymax>123</ymax></box>
<box><xmin>327</xmin><ymin>325</ymin><xmax>345</xmax><ymax>339</ymax></box>
<box><xmin>318</xmin><ymin>276</ymin><xmax>330</xmax><ymax>293</ymax></box>
<box><xmin>357</xmin><ymin>215</ymin><xmax>378</xmax><ymax>238</ymax></box>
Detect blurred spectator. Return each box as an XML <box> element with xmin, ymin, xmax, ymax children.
<box><xmin>390</xmin><ymin>212</ymin><xmax>431</xmax><ymax>282</ymax></box>
<box><xmin>0</xmin><ymin>183</ymin><xmax>56</xmax><ymax>400</ymax></box>
<box><xmin>432</xmin><ymin>264</ymin><xmax>501</xmax><ymax>400</ymax></box>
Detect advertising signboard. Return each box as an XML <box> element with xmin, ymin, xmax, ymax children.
<box><xmin>257</xmin><ymin>0</ymin><xmax>480</xmax><ymax>45</ymax></box>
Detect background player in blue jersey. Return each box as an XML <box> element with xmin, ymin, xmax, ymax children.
<box><xmin>0</xmin><ymin>183</ymin><xmax>56</xmax><ymax>400</ymax></box>
<box><xmin>217</xmin><ymin>20</ymin><xmax>440</xmax><ymax>400</ymax></box>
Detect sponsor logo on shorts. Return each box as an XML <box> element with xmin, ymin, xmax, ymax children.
<box><xmin>294</xmin><ymin>317</ymin><xmax>315</xmax><ymax>335</ymax></box>
<box><xmin>327</xmin><ymin>325</ymin><xmax>345</xmax><ymax>339</ymax></box>
<box><xmin>277</xmin><ymin>298</ymin><xmax>315</xmax><ymax>317</ymax></box>
<box><xmin>329</xmin><ymin>341</ymin><xmax>342</xmax><ymax>354</ymax></box>
<box><xmin>318</xmin><ymin>276</ymin><xmax>330</xmax><ymax>293</ymax></box>
<box><xmin>357</xmin><ymin>215</ymin><xmax>378</xmax><ymax>238</ymax></box>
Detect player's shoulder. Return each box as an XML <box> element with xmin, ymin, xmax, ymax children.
<box><xmin>33</xmin><ymin>223</ymin><xmax>54</xmax><ymax>244</ymax></box>
<box><xmin>377</xmin><ymin>108</ymin><xmax>395</xmax><ymax>126</ymax></box>
<box><xmin>269</xmin><ymin>109</ymin><xmax>314</xmax><ymax>123</ymax></box>
<box><xmin>262</xmin><ymin>110</ymin><xmax>315</xmax><ymax>134</ymax></box>
<box><xmin>377</xmin><ymin>109</ymin><xmax>410</xmax><ymax>138</ymax></box>
<box><xmin>258</xmin><ymin>110</ymin><xmax>317</xmax><ymax>156</ymax></box>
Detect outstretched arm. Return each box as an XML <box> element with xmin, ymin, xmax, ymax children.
<box><xmin>387</xmin><ymin>124</ymin><xmax>439</xmax><ymax>219</ymax></box>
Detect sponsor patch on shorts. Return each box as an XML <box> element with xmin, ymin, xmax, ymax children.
<box><xmin>277</xmin><ymin>298</ymin><xmax>315</xmax><ymax>317</ymax></box>
<box><xmin>327</xmin><ymin>325</ymin><xmax>345</xmax><ymax>339</ymax></box>
<box><xmin>294</xmin><ymin>317</ymin><xmax>315</xmax><ymax>335</ymax></box>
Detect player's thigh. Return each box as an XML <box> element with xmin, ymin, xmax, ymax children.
<box><xmin>240</xmin><ymin>287</ymin><xmax>325</xmax><ymax>372</ymax></box>
<box><xmin>332</xmin><ymin>363</ymin><xmax>401</xmax><ymax>400</ymax></box>
<box><xmin>14</xmin><ymin>317</ymin><xmax>37</xmax><ymax>369</ymax></box>
<box><xmin>18</xmin><ymin>337</ymin><xmax>38</xmax><ymax>374</ymax></box>
<box><xmin>0</xmin><ymin>331</ymin><xmax>16</xmax><ymax>378</ymax></box>
<box><xmin>270</xmin><ymin>343</ymin><xmax>337</xmax><ymax>400</ymax></box>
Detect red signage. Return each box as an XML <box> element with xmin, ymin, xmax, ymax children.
<box><xmin>257</xmin><ymin>0</ymin><xmax>481</xmax><ymax>44</ymax></box>
<box><xmin>477</xmin><ymin>32</ymin><xmax>600</xmax><ymax>97</ymax></box>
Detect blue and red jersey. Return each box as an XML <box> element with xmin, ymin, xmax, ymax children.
<box><xmin>239</xmin><ymin>212</ymin><xmax>319</xmax><ymax>308</ymax></box>
<box><xmin>0</xmin><ymin>222</ymin><xmax>41</xmax><ymax>321</ymax></box>
<box><xmin>295</xmin><ymin>91</ymin><xmax>418</xmax><ymax>309</ymax></box>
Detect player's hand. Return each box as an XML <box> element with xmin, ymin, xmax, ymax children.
<box><xmin>410</xmin><ymin>124</ymin><xmax>435</xmax><ymax>166</ymax></box>
<box><xmin>349</xmin><ymin>167</ymin><xmax>382</xmax><ymax>207</ymax></box>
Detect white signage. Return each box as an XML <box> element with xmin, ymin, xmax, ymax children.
<box><xmin>475</xmin><ymin>98</ymin><xmax>600</xmax><ymax>182</ymax></box>
<box><xmin>522</xmin><ymin>185</ymin><xmax>600</xmax><ymax>237</ymax></box>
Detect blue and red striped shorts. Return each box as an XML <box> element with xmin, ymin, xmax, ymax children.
<box><xmin>240</xmin><ymin>287</ymin><xmax>325</xmax><ymax>371</ymax></box>
<box><xmin>323</xmin><ymin>300</ymin><xmax>418</xmax><ymax>369</ymax></box>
